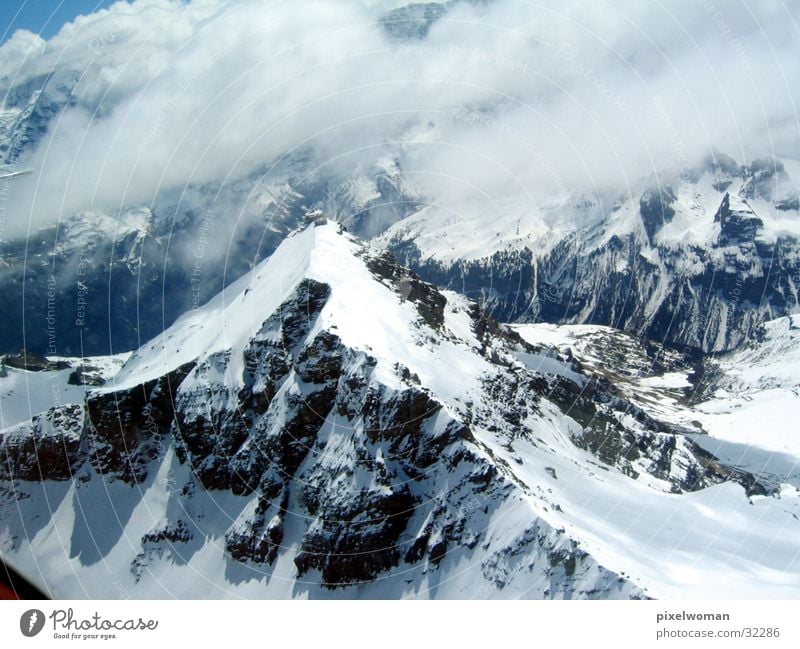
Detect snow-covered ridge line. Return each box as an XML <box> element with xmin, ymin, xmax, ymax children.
<box><xmin>382</xmin><ymin>154</ymin><xmax>800</xmax><ymax>353</ymax></box>
<box><xmin>2</xmin><ymin>222</ymin><xmax>799</xmax><ymax>599</ymax></box>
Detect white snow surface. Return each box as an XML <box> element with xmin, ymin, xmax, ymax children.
<box><xmin>106</xmin><ymin>222</ymin><xmax>493</xmax><ymax>408</ymax></box>
<box><xmin>508</xmin><ymin>320</ymin><xmax>800</xmax><ymax>597</ymax></box>
<box><xmin>376</xmin><ymin>163</ymin><xmax>800</xmax><ymax>264</ymax></box>
<box><xmin>0</xmin><ymin>354</ymin><xmax>128</xmax><ymax>429</ymax></box>
<box><xmin>2</xmin><ymin>226</ymin><xmax>800</xmax><ymax>599</ymax></box>
<box><xmin>693</xmin><ymin>314</ymin><xmax>800</xmax><ymax>457</ymax></box>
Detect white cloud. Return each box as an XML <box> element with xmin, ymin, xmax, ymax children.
<box><xmin>1</xmin><ymin>0</ymin><xmax>798</xmax><ymax>236</ymax></box>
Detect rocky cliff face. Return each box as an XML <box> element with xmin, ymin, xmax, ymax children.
<box><xmin>0</xmin><ymin>72</ymin><xmax>77</xmax><ymax>165</ymax></box>
<box><xmin>2</xmin><ymin>223</ymin><xmax>797</xmax><ymax>599</ymax></box>
<box><xmin>386</xmin><ymin>155</ymin><xmax>800</xmax><ymax>353</ymax></box>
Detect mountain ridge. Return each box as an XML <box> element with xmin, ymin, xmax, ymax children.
<box><xmin>2</xmin><ymin>221</ymin><xmax>799</xmax><ymax>599</ymax></box>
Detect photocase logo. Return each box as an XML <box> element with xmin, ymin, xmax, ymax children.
<box><xmin>20</xmin><ymin>609</ymin><xmax>45</xmax><ymax>637</ymax></box>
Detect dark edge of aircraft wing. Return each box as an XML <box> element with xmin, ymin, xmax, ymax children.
<box><xmin>0</xmin><ymin>555</ymin><xmax>49</xmax><ymax>599</ymax></box>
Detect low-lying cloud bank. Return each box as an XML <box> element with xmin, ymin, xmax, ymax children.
<box><xmin>1</xmin><ymin>0</ymin><xmax>798</xmax><ymax>237</ymax></box>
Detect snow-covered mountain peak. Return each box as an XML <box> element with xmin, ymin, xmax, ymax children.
<box><xmin>59</xmin><ymin>206</ymin><xmax>154</xmax><ymax>247</ymax></box>
<box><xmin>4</xmin><ymin>218</ymin><xmax>800</xmax><ymax>598</ymax></box>
<box><xmin>108</xmin><ymin>220</ymin><xmax>492</xmax><ymax>403</ymax></box>
<box><xmin>104</xmin><ymin>221</ymin><xmax>337</xmax><ymax>390</ymax></box>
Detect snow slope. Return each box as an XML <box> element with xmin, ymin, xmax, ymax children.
<box><xmin>379</xmin><ymin>155</ymin><xmax>800</xmax><ymax>354</ymax></box>
<box><xmin>0</xmin><ymin>354</ymin><xmax>128</xmax><ymax>429</ymax></box>
<box><xmin>2</xmin><ymin>223</ymin><xmax>799</xmax><ymax>599</ymax></box>
<box><xmin>692</xmin><ymin>315</ymin><xmax>800</xmax><ymax>457</ymax></box>
<box><xmin>106</xmin><ymin>222</ymin><xmax>493</xmax><ymax>406</ymax></box>
<box><xmin>514</xmin><ymin>318</ymin><xmax>800</xmax><ymax>493</ymax></box>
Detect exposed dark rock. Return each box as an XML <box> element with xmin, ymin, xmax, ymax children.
<box><xmin>0</xmin><ymin>404</ymin><xmax>85</xmax><ymax>481</ymax></box>
<box><xmin>278</xmin><ymin>279</ymin><xmax>332</xmax><ymax>350</ymax></box>
<box><xmin>365</xmin><ymin>252</ymin><xmax>446</xmax><ymax>329</ymax></box>
<box><xmin>141</xmin><ymin>519</ymin><xmax>193</xmax><ymax>545</ymax></box>
<box><xmin>87</xmin><ymin>362</ymin><xmax>195</xmax><ymax>484</ymax></box>
<box><xmin>295</xmin><ymin>331</ymin><xmax>343</xmax><ymax>383</ymax></box>
<box><xmin>67</xmin><ymin>364</ymin><xmax>107</xmax><ymax>386</ymax></box>
<box><xmin>715</xmin><ymin>193</ymin><xmax>763</xmax><ymax>245</ymax></box>
<box><xmin>639</xmin><ymin>186</ymin><xmax>676</xmax><ymax>243</ymax></box>
<box><xmin>225</xmin><ymin>495</ymin><xmax>286</xmax><ymax>566</ymax></box>
<box><xmin>295</xmin><ymin>487</ymin><xmax>417</xmax><ymax>586</ymax></box>
<box><xmin>2</xmin><ymin>350</ymin><xmax>69</xmax><ymax>372</ymax></box>
<box><xmin>381</xmin><ymin>2</ymin><xmax>452</xmax><ymax>40</ymax></box>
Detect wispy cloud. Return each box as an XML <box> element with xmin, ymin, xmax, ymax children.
<box><xmin>1</xmin><ymin>0</ymin><xmax>797</xmax><ymax>237</ymax></box>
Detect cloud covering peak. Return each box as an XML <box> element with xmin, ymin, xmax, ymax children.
<box><xmin>1</xmin><ymin>0</ymin><xmax>798</xmax><ymax>235</ymax></box>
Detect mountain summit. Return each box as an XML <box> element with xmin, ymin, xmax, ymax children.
<box><xmin>1</xmin><ymin>222</ymin><xmax>799</xmax><ymax>598</ymax></box>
